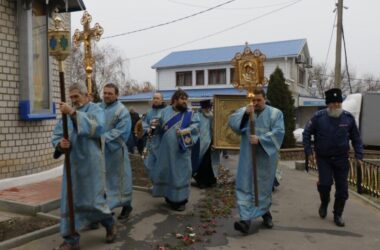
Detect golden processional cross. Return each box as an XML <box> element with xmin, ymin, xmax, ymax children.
<box><xmin>72</xmin><ymin>11</ymin><xmax>103</xmax><ymax>95</ymax></box>
<box><xmin>231</xmin><ymin>42</ymin><xmax>267</xmax><ymax>207</ymax></box>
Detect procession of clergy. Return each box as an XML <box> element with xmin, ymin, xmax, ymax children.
<box><xmin>53</xmin><ymin>81</ymin><xmax>363</xmax><ymax>250</ymax></box>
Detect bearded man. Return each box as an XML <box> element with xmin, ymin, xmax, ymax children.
<box><xmin>150</xmin><ymin>89</ymin><xmax>199</xmax><ymax>211</ymax></box>
<box><xmin>303</xmin><ymin>88</ymin><xmax>363</xmax><ymax>227</ymax></box>
<box><xmin>142</xmin><ymin>92</ymin><xmax>166</xmax><ymax>180</ymax></box>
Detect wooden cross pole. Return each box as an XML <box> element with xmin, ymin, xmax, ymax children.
<box><xmin>231</xmin><ymin>42</ymin><xmax>267</xmax><ymax>207</ymax></box>
<box><xmin>72</xmin><ymin>11</ymin><xmax>103</xmax><ymax>95</ymax></box>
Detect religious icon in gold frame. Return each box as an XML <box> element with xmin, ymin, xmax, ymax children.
<box><xmin>213</xmin><ymin>94</ymin><xmax>249</xmax><ymax>150</ymax></box>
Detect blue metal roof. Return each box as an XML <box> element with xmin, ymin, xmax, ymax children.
<box><xmin>119</xmin><ymin>88</ymin><xmax>248</xmax><ymax>102</ymax></box>
<box><xmin>152</xmin><ymin>39</ymin><xmax>306</xmax><ymax>69</ymax></box>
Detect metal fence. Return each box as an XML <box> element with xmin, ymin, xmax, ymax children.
<box><xmin>348</xmin><ymin>159</ymin><xmax>380</xmax><ymax>197</ymax></box>
<box><xmin>307</xmin><ymin>158</ymin><xmax>380</xmax><ymax>197</ymax></box>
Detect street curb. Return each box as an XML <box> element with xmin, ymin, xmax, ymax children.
<box><xmin>0</xmin><ymin>224</ymin><xmax>59</xmax><ymax>250</ymax></box>
<box><xmin>40</xmin><ymin>198</ymin><xmax>60</xmax><ymax>213</ymax></box>
<box><xmin>349</xmin><ymin>189</ymin><xmax>380</xmax><ymax>211</ymax></box>
<box><xmin>0</xmin><ymin>187</ymin><xmax>151</xmax><ymax>249</ymax></box>
<box><xmin>133</xmin><ymin>185</ymin><xmax>151</xmax><ymax>193</ymax></box>
<box><xmin>0</xmin><ymin>198</ymin><xmax>60</xmax><ymax>216</ymax></box>
<box><xmin>0</xmin><ymin>187</ymin><xmax>148</xmax><ymax>216</ymax></box>
<box><xmin>36</xmin><ymin>212</ymin><xmax>60</xmax><ymax>221</ymax></box>
<box><xmin>0</xmin><ymin>199</ymin><xmax>38</xmax><ymax>215</ymax></box>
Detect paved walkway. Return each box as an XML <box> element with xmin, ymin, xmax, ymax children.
<box><xmin>0</xmin><ymin>177</ymin><xmax>61</xmax><ymax>205</ymax></box>
<box><xmin>10</xmin><ymin>157</ymin><xmax>380</xmax><ymax>250</ymax></box>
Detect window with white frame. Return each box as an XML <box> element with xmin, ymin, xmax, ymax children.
<box><xmin>298</xmin><ymin>67</ymin><xmax>305</xmax><ymax>85</ymax></box>
<box><xmin>208</xmin><ymin>68</ymin><xmax>226</xmax><ymax>85</ymax></box>
<box><xmin>230</xmin><ymin>68</ymin><xmax>235</xmax><ymax>84</ymax></box>
<box><xmin>196</xmin><ymin>70</ymin><xmax>204</xmax><ymax>85</ymax></box>
<box><xmin>176</xmin><ymin>71</ymin><xmax>192</xmax><ymax>86</ymax></box>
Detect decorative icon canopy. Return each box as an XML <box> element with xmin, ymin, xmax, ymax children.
<box><xmin>48</xmin><ymin>15</ymin><xmax>71</xmax><ymax>62</ymax></box>
<box><xmin>231</xmin><ymin>42</ymin><xmax>267</xmax><ymax>98</ymax></box>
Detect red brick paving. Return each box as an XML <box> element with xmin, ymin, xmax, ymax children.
<box><xmin>0</xmin><ymin>177</ymin><xmax>62</xmax><ymax>205</ymax></box>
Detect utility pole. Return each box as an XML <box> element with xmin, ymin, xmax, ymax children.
<box><xmin>334</xmin><ymin>0</ymin><xmax>343</xmax><ymax>89</ymax></box>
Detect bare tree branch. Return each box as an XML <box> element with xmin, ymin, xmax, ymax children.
<box><xmin>70</xmin><ymin>44</ymin><xmax>155</xmax><ymax>99</ymax></box>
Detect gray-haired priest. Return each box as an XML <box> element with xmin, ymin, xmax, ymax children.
<box><xmin>52</xmin><ymin>83</ymin><xmax>116</xmax><ymax>250</ymax></box>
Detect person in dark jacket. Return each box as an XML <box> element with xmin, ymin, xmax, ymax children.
<box><xmin>127</xmin><ymin>107</ymin><xmax>141</xmax><ymax>154</ymax></box>
<box><xmin>303</xmin><ymin>88</ymin><xmax>363</xmax><ymax>227</ymax></box>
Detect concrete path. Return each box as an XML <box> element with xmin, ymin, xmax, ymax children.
<box><xmin>0</xmin><ymin>177</ymin><xmax>61</xmax><ymax>206</ymax></box>
<box><xmin>12</xmin><ymin>156</ymin><xmax>380</xmax><ymax>250</ymax></box>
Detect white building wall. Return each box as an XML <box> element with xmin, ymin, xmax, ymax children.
<box><xmin>122</xmin><ymin>101</ymin><xmax>151</xmax><ymax>115</ymax></box>
<box><xmin>0</xmin><ymin>2</ymin><xmax>71</xmax><ymax>179</ymax></box>
<box><xmin>156</xmin><ymin>59</ymin><xmax>298</xmax><ymax>91</ymax></box>
<box><xmin>157</xmin><ymin>65</ymin><xmax>234</xmax><ymax>91</ymax></box>
<box><xmin>157</xmin><ymin>69</ymin><xmax>174</xmax><ymax>90</ymax></box>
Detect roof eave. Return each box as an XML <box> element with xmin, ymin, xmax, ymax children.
<box><xmin>49</xmin><ymin>0</ymin><xmax>86</xmax><ymax>13</ymax></box>
<box><xmin>153</xmin><ymin>55</ymin><xmax>299</xmax><ymax>70</ymax></box>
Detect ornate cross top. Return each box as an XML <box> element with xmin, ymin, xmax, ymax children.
<box><xmin>231</xmin><ymin>42</ymin><xmax>267</xmax><ymax>98</ymax></box>
<box><xmin>72</xmin><ymin>11</ymin><xmax>104</xmax><ymax>95</ymax></box>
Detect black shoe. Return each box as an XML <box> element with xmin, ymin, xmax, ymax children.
<box><xmin>334</xmin><ymin>215</ymin><xmax>345</xmax><ymax>227</ymax></box>
<box><xmin>333</xmin><ymin>199</ymin><xmax>346</xmax><ymax>227</ymax></box>
<box><xmin>273</xmin><ymin>178</ymin><xmax>280</xmax><ymax>187</ymax></box>
<box><xmin>319</xmin><ymin>203</ymin><xmax>328</xmax><ymax>219</ymax></box>
<box><xmin>171</xmin><ymin>204</ymin><xmax>186</xmax><ymax>211</ymax></box>
<box><xmin>192</xmin><ymin>182</ymin><xmax>207</xmax><ymax>189</ymax></box>
<box><xmin>118</xmin><ymin>206</ymin><xmax>133</xmax><ymax>220</ymax></box>
<box><xmin>164</xmin><ymin>197</ymin><xmax>171</xmax><ymax>205</ymax></box>
<box><xmin>55</xmin><ymin>242</ymin><xmax>81</xmax><ymax>250</ymax></box>
<box><xmin>262</xmin><ymin>212</ymin><xmax>274</xmax><ymax>229</ymax></box>
<box><xmin>234</xmin><ymin>220</ymin><xmax>250</xmax><ymax>234</ymax></box>
<box><xmin>105</xmin><ymin>223</ymin><xmax>117</xmax><ymax>243</ymax></box>
<box><xmin>318</xmin><ymin>190</ymin><xmax>330</xmax><ymax>219</ymax></box>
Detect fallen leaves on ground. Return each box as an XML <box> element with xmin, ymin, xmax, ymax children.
<box><xmin>157</xmin><ymin>166</ymin><xmax>236</xmax><ymax>249</ymax></box>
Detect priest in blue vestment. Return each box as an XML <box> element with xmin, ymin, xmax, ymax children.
<box><xmin>228</xmin><ymin>87</ymin><xmax>284</xmax><ymax>234</ymax></box>
<box><xmin>52</xmin><ymin>83</ymin><xmax>116</xmax><ymax>249</ymax></box>
<box><xmin>99</xmin><ymin>83</ymin><xmax>133</xmax><ymax>220</ymax></box>
<box><xmin>151</xmin><ymin>89</ymin><xmax>200</xmax><ymax>211</ymax></box>
<box><xmin>142</xmin><ymin>92</ymin><xmax>166</xmax><ymax>181</ymax></box>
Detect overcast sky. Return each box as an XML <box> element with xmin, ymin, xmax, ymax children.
<box><xmin>71</xmin><ymin>0</ymin><xmax>380</xmax><ymax>85</ymax></box>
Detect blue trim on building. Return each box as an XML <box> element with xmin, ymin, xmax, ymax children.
<box><xmin>298</xmin><ymin>95</ymin><xmax>323</xmax><ymax>99</ymax></box>
<box><xmin>152</xmin><ymin>39</ymin><xmax>306</xmax><ymax>69</ymax></box>
<box><xmin>19</xmin><ymin>100</ymin><xmax>56</xmax><ymax>120</ymax></box>
<box><xmin>119</xmin><ymin>88</ymin><xmax>249</xmax><ymax>102</ymax></box>
<box><xmin>298</xmin><ymin>95</ymin><xmax>325</xmax><ymax>107</ymax></box>
<box><xmin>302</xmin><ymin>100</ymin><xmax>325</xmax><ymax>106</ymax></box>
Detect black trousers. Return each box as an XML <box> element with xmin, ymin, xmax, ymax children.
<box><xmin>193</xmin><ymin>147</ymin><xmax>217</xmax><ymax>187</ymax></box>
<box><xmin>316</xmin><ymin>156</ymin><xmax>350</xmax><ymax>200</ymax></box>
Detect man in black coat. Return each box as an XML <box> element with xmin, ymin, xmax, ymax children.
<box><xmin>303</xmin><ymin>88</ymin><xmax>363</xmax><ymax>227</ymax></box>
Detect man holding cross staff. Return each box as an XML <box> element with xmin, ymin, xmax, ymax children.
<box><xmin>52</xmin><ymin>83</ymin><xmax>117</xmax><ymax>249</ymax></box>
<box><xmin>49</xmin><ymin>14</ymin><xmax>116</xmax><ymax>250</ymax></box>
<box><xmin>228</xmin><ymin>45</ymin><xmax>285</xmax><ymax>234</ymax></box>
